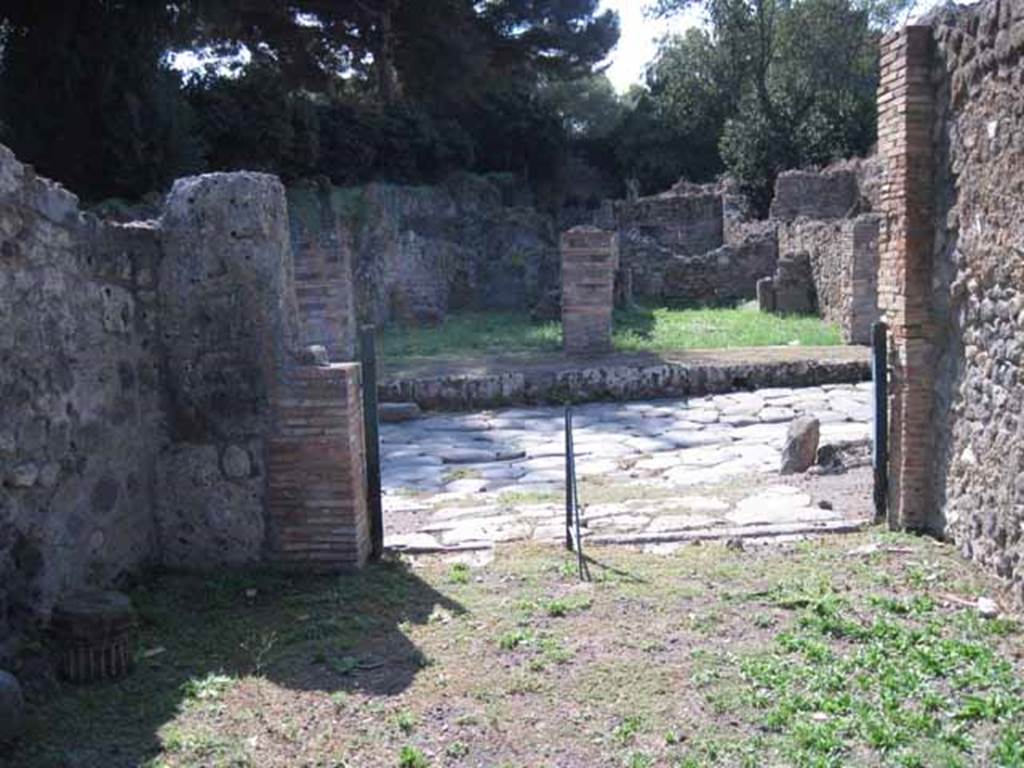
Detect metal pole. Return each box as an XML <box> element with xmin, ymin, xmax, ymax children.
<box><xmin>871</xmin><ymin>321</ymin><xmax>889</xmax><ymax>526</ymax></box>
<box><xmin>360</xmin><ymin>325</ymin><xmax>384</xmax><ymax>559</ymax></box>
<box><xmin>564</xmin><ymin>406</ymin><xmax>574</xmax><ymax>551</ymax></box>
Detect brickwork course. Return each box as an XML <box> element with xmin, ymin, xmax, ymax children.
<box><xmin>877</xmin><ymin>26</ymin><xmax>937</xmax><ymax>533</ymax></box>
<box><xmin>882</xmin><ymin>0</ymin><xmax>1024</xmax><ymax>605</ymax></box>
<box><xmin>0</xmin><ymin>145</ymin><xmax>372</xmax><ymax>666</ymax></box>
<box><xmin>561</xmin><ymin>227</ymin><xmax>618</xmax><ymax>355</ymax></box>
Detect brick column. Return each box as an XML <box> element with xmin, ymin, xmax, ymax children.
<box><xmin>266</xmin><ymin>363</ymin><xmax>370</xmax><ymax>569</ymax></box>
<box><xmin>561</xmin><ymin>226</ymin><xmax>618</xmax><ymax>355</ymax></box>
<box><xmin>877</xmin><ymin>26</ymin><xmax>938</xmax><ymax>531</ymax></box>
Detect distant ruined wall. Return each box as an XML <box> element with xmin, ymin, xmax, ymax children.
<box><xmin>0</xmin><ymin>145</ymin><xmax>370</xmax><ymax>664</ymax></box>
<box><xmin>0</xmin><ymin>146</ymin><xmax>163</xmax><ymax>660</ymax></box>
<box><xmin>881</xmin><ymin>1</ymin><xmax>1024</xmax><ymax>603</ymax></box>
<box><xmin>607</xmin><ymin>188</ymin><xmax>726</xmax><ymax>299</ymax></box>
<box><xmin>305</xmin><ymin>175</ymin><xmax>558</xmax><ymax>328</ymax></box>
<box><xmin>777</xmin><ymin>214</ymin><xmax>881</xmax><ymax>343</ymax></box>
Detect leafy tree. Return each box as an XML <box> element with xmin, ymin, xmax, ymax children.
<box><xmin>646</xmin><ymin>0</ymin><xmax>910</xmax><ymax>209</ymax></box>
<box><xmin>0</xmin><ymin>0</ymin><xmax>202</xmax><ymax>199</ymax></box>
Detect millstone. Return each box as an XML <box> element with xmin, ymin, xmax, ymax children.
<box><xmin>50</xmin><ymin>590</ymin><xmax>136</xmax><ymax>684</ymax></box>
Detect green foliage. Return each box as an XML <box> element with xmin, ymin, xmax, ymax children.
<box><xmin>0</xmin><ymin>0</ymin><xmax>619</xmax><ymax>203</ymax></box>
<box><xmin>398</xmin><ymin>745</ymin><xmax>429</xmax><ymax>768</ymax></box>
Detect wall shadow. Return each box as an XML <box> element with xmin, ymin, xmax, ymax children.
<box><xmin>2</xmin><ymin>559</ymin><xmax>464</xmax><ymax>768</ymax></box>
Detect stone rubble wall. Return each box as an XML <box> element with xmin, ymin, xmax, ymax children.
<box><xmin>380</xmin><ymin>352</ymin><xmax>871</xmax><ymax>411</ymax></box>
<box><xmin>155</xmin><ymin>173</ymin><xmax>301</xmax><ymax>568</ymax></box>
<box><xmin>769</xmin><ymin>167</ymin><xmax>860</xmax><ymax>221</ymax></box>
<box><xmin>776</xmin><ymin>213</ymin><xmax>881</xmax><ymax>343</ymax></box>
<box><xmin>603</xmin><ymin>187</ymin><xmax>728</xmax><ymax>300</ymax></box>
<box><xmin>923</xmin><ymin>0</ymin><xmax>1024</xmax><ymax>603</ymax></box>
<box><xmin>0</xmin><ymin>146</ymin><xmax>163</xmax><ymax>660</ymax></box>
<box><xmin>661</xmin><ymin>227</ymin><xmax>778</xmax><ymax>306</ymax></box>
<box><xmin>316</xmin><ymin>174</ymin><xmax>558</xmax><ymax>329</ymax></box>
<box><xmin>0</xmin><ymin>144</ymin><xmax>370</xmax><ymax>663</ymax></box>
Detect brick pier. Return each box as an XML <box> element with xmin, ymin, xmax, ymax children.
<box><xmin>561</xmin><ymin>226</ymin><xmax>618</xmax><ymax>356</ymax></box>
<box><xmin>877</xmin><ymin>26</ymin><xmax>938</xmax><ymax>531</ymax></box>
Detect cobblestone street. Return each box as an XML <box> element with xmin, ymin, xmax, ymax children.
<box><xmin>383</xmin><ymin>382</ymin><xmax>874</xmax><ymax>553</ymax></box>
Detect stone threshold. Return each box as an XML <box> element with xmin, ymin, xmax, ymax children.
<box><xmin>385</xmin><ymin>518</ymin><xmax>870</xmax><ymax>555</ymax></box>
<box><xmin>380</xmin><ymin>346</ymin><xmax>871</xmax><ymax>412</ymax></box>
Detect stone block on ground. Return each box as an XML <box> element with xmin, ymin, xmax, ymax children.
<box><xmin>780</xmin><ymin>416</ymin><xmax>820</xmax><ymax>474</ymax></box>
<box><xmin>380</xmin><ymin>402</ymin><xmax>422</xmax><ymax>423</ymax></box>
<box><xmin>0</xmin><ymin>669</ymin><xmax>24</xmax><ymax>743</ymax></box>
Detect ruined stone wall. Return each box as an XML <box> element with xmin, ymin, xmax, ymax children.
<box><xmin>924</xmin><ymin>1</ymin><xmax>1024</xmax><ymax>603</ymax></box>
<box><xmin>777</xmin><ymin>214</ymin><xmax>881</xmax><ymax>343</ymax></box>
<box><xmin>317</xmin><ymin>175</ymin><xmax>557</xmax><ymax>327</ymax></box>
<box><xmin>609</xmin><ymin>189</ymin><xmax>726</xmax><ymax>299</ymax></box>
<box><xmin>878</xmin><ymin>4</ymin><xmax>1024</xmax><ymax>602</ymax></box>
<box><xmin>661</xmin><ymin>229</ymin><xmax>778</xmax><ymax>306</ymax></box>
<box><xmin>0</xmin><ymin>146</ymin><xmax>163</xmax><ymax>659</ymax></box>
<box><xmin>1</xmin><ymin>145</ymin><xmax>371</xmax><ymax>662</ymax></box>
<box><xmin>770</xmin><ymin>167</ymin><xmax>860</xmax><ymax>221</ymax></box>
<box><xmin>155</xmin><ymin>173</ymin><xmax>301</xmax><ymax>568</ymax></box>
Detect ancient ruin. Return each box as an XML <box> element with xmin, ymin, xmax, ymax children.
<box><xmin>0</xmin><ymin>145</ymin><xmax>371</xmax><ymax>664</ymax></box>
<box><xmin>879</xmin><ymin>5</ymin><xmax>1024</xmax><ymax>604</ymax></box>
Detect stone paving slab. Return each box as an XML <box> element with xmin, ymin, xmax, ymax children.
<box><xmin>383</xmin><ymin>383</ymin><xmax>873</xmax><ymax>553</ymax></box>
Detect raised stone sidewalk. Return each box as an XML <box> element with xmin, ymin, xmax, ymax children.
<box><xmin>383</xmin><ymin>382</ymin><xmax>874</xmax><ymax>553</ymax></box>
<box><xmin>380</xmin><ymin>345</ymin><xmax>869</xmax><ymax>411</ymax></box>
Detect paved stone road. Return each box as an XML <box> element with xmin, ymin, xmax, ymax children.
<box><xmin>383</xmin><ymin>383</ymin><xmax>874</xmax><ymax>553</ymax></box>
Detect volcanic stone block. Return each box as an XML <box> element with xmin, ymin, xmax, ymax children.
<box><xmin>561</xmin><ymin>227</ymin><xmax>618</xmax><ymax>356</ymax></box>
<box><xmin>51</xmin><ymin>591</ymin><xmax>136</xmax><ymax>684</ymax></box>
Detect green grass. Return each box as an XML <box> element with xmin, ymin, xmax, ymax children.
<box><xmin>7</xmin><ymin>533</ymin><xmax>1021</xmax><ymax>767</ymax></box>
<box><xmin>380</xmin><ymin>304</ymin><xmax>842</xmax><ymax>360</ymax></box>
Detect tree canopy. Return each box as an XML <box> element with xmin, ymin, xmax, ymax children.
<box><xmin>0</xmin><ymin>0</ymin><xmax>618</xmax><ymax>202</ymax></box>
<box><xmin>0</xmin><ymin>0</ymin><xmax>907</xmax><ymax>210</ymax></box>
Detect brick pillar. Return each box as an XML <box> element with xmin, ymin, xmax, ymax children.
<box><xmin>877</xmin><ymin>26</ymin><xmax>938</xmax><ymax>531</ymax></box>
<box><xmin>267</xmin><ymin>363</ymin><xmax>370</xmax><ymax>569</ymax></box>
<box><xmin>288</xmin><ymin>186</ymin><xmax>358</xmax><ymax>362</ymax></box>
<box><xmin>561</xmin><ymin>226</ymin><xmax>618</xmax><ymax>355</ymax></box>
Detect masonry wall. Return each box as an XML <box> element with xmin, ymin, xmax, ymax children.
<box><xmin>926</xmin><ymin>1</ymin><xmax>1024</xmax><ymax>603</ymax></box>
<box><xmin>880</xmin><ymin>2</ymin><xmax>1024</xmax><ymax>604</ymax></box>
<box><xmin>326</xmin><ymin>175</ymin><xmax>557</xmax><ymax>327</ymax></box>
<box><xmin>778</xmin><ymin>214</ymin><xmax>881</xmax><ymax>343</ymax></box>
<box><xmin>155</xmin><ymin>173</ymin><xmax>301</xmax><ymax>567</ymax></box>
<box><xmin>0</xmin><ymin>145</ymin><xmax>371</xmax><ymax>663</ymax></box>
<box><xmin>0</xmin><ymin>146</ymin><xmax>163</xmax><ymax>660</ymax></box>
<box><xmin>287</xmin><ymin>184</ymin><xmax>358</xmax><ymax>361</ymax></box>
<box><xmin>608</xmin><ymin>189</ymin><xmax>726</xmax><ymax>299</ymax></box>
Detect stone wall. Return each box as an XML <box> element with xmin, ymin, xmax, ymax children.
<box><xmin>881</xmin><ymin>2</ymin><xmax>1024</xmax><ymax>603</ymax></box>
<box><xmin>0</xmin><ymin>145</ymin><xmax>371</xmax><ymax>663</ymax></box>
<box><xmin>770</xmin><ymin>167</ymin><xmax>860</xmax><ymax>221</ymax></box>
<box><xmin>0</xmin><ymin>146</ymin><xmax>163</xmax><ymax>660</ymax></box>
<box><xmin>776</xmin><ymin>214</ymin><xmax>881</xmax><ymax>343</ymax></box>
<box><xmin>319</xmin><ymin>175</ymin><xmax>558</xmax><ymax>328</ymax></box>
<box><xmin>661</xmin><ymin>228</ymin><xmax>778</xmax><ymax>306</ymax></box>
<box><xmin>155</xmin><ymin>173</ymin><xmax>301</xmax><ymax>567</ymax></box>
<box><xmin>605</xmin><ymin>186</ymin><xmax>728</xmax><ymax>300</ymax></box>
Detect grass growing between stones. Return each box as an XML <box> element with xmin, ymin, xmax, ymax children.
<box><xmin>6</xmin><ymin>532</ymin><xmax>1023</xmax><ymax>767</ymax></box>
<box><xmin>381</xmin><ymin>304</ymin><xmax>841</xmax><ymax>360</ymax></box>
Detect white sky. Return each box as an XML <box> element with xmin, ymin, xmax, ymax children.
<box><xmin>598</xmin><ymin>0</ymin><xmax>947</xmax><ymax>93</ymax></box>
<box><xmin>599</xmin><ymin>0</ymin><xmax>703</xmax><ymax>92</ymax></box>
